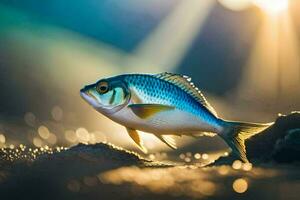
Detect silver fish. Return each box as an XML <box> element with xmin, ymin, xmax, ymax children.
<box><xmin>80</xmin><ymin>72</ymin><xmax>271</xmax><ymax>162</ymax></box>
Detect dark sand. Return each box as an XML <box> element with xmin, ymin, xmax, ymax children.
<box><xmin>0</xmin><ymin>112</ymin><xmax>299</xmax><ymax>200</ymax></box>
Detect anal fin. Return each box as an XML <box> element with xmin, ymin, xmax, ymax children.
<box><xmin>155</xmin><ymin>135</ymin><xmax>177</xmax><ymax>150</ymax></box>
<box><xmin>126</xmin><ymin>127</ymin><xmax>148</xmax><ymax>153</ymax></box>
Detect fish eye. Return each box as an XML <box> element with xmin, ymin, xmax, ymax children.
<box><xmin>97</xmin><ymin>81</ymin><xmax>109</xmax><ymax>94</ymax></box>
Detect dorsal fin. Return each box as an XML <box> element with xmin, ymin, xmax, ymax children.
<box><xmin>154</xmin><ymin>72</ymin><xmax>218</xmax><ymax>117</ymax></box>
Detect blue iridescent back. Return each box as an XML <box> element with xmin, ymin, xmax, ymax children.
<box><xmin>116</xmin><ymin>74</ymin><xmax>217</xmax><ymax>122</ymax></box>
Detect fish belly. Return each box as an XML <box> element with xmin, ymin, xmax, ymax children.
<box><xmin>109</xmin><ymin>107</ymin><xmax>219</xmax><ymax>135</ymax></box>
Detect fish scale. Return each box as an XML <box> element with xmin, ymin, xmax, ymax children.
<box><xmin>124</xmin><ymin>74</ymin><xmax>215</xmax><ymax>121</ymax></box>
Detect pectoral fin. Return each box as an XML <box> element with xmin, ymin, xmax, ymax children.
<box><xmin>128</xmin><ymin>104</ymin><xmax>175</xmax><ymax>119</ymax></box>
<box><xmin>126</xmin><ymin>127</ymin><xmax>147</xmax><ymax>153</ymax></box>
<box><xmin>155</xmin><ymin>135</ymin><xmax>177</xmax><ymax>150</ymax></box>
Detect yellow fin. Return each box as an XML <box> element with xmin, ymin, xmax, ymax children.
<box><xmin>154</xmin><ymin>72</ymin><xmax>218</xmax><ymax>117</ymax></box>
<box><xmin>129</xmin><ymin>104</ymin><xmax>175</xmax><ymax>119</ymax></box>
<box><xmin>155</xmin><ymin>135</ymin><xmax>177</xmax><ymax>149</ymax></box>
<box><xmin>126</xmin><ymin>127</ymin><xmax>147</xmax><ymax>153</ymax></box>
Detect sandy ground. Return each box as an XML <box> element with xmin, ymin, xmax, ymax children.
<box><xmin>0</xmin><ymin>113</ymin><xmax>299</xmax><ymax>200</ymax></box>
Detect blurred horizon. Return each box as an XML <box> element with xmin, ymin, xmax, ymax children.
<box><xmin>0</xmin><ymin>0</ymin><xmax>299</xmax><ymax>152</ymax></box>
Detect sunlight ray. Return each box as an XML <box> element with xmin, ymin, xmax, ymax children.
<box><xmin>127</xmin><ymin>0</ymin><xmax>215</xmax><ymax>73</ymax></box>
<box><xmin>237</xmin><ymin>10</ymin><xmax>300</xmax><ymax>109</ymax></box>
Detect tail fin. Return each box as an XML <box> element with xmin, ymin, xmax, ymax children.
<box><xmin>221</xmin><ymin>121</ymin><xmax>272</xmax><ymax>162</ymax></box>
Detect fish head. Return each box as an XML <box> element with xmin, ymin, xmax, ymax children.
<box><xmin>80</xmin><ymin>77</ymin><xmax>130</xmax><ymax>114</ymax></box>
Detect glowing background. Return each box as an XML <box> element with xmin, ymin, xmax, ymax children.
<box><xmin>0</xmin><ymin>0</ymin><xmax>299</xmax><ymax>153</ymax></box>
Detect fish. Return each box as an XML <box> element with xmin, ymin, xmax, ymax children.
<box><xmin>80</xmin><ymin>72</ymin><xmax>271</xmax><ymax>162</ymax></box>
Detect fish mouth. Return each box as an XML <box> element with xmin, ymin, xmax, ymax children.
<box><xmin>80</xmin><ymin>84</ymin><xmax>97</xmax><ymax>100</ymax></box>
<box><xmin>80</xmin><ymin>90</ymin><xmax>94</xmax><ymax>103</ymax></box>
<box><xmin>80</xmin><ymin>87</ymin><xmax>91</xmax><ymax>98</ymax></box>
<box><xmin>80</xmin><ymin>88</ymin><xmax>86</xmax><ymax>93</ymax></box>
<box><xmin>80</xmin><ymin>88</ymin><xmax>114</xmax><ymax>111</ymax></box>
<box><xmin>80</xmin><ymin>87</ymin><xmax>98</xmax><ymax>106</ymax></box>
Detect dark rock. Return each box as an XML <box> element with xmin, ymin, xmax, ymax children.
<box><xmin>246</xmin><ymin>112</ymin><xmax>300</xmax><ymax>163</ymax></box>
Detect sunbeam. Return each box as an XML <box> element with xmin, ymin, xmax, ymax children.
<box><xmin>237</xmin><ymin>7</ymin><xmax>300</xmax><ymax>111</ymax></box>
<box><xmin>128</xmin><ymin>0</ymin><xmax>215</xmax><ymax>72</ymax></box>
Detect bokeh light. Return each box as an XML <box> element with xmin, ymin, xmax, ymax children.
<box><xmin>232</xmin><ymin>178</ymin><xmax>248</xmax><ymax>193</ymax></box>
<box><xmin>219</xmin><ymin>0</ymin><xmax>289</xmax><ymax>15</ymax></box>
<box><xmin>232</xmin><ymin>160</ymin><xmax>243</xmax><ymax>170</ymax></box>
<box><xmin>65</xmin><ymin>130</ymin><xmax>77</xmax><ymax>143</ymax></box>
<box><xmin>252</xmin><ymin>0</ymin><xmax>289</xmax><ymax>15</ymax></box>
<box><xmin>202</xmin><ymin>153</ymin><xmax>209</xmax><ymax>160</ymax></box>
<box><xmin>24</xmin><ymin>112</ymin><xmax>36</xmax><ymax>127</ymax></box>
<box><xmin>195</xmin><ymin>181</ymin><xmax>216</xmax><ymax>196</ymax></box>
<box><xmin>194</xmin><ymin>153</ymin><xmax>201</xmax><ymax>159</ymax></box>
<box><xmin>38</xmin><ymin>126</ymin><xmax>50</xmax><ymax>139</ymax></box>
<box><xmin>33</xmin><ymin>137</ymin><xmax>43</xmax><ymax>147</ymax></box>
<box><xmin>47</xmin><ymin>133</ymin><xmax>58</xmax><ymax>145</ymax></box>
<box><xmin>0</xmin><ymin>134</ymin><xmax>5</xmax><ymax>144</ymax></box>
<box><xmin>51</xmin><ymin>106</ymin><xmax>63</xmax><ymax>121</ymax></box>
<box><xmin>76</xmin><ymin>128</ymin><xmax>90</xmax><ymax>144</ymax></box>
<box><xmin>218</xmin><ymin>165</ymin><xmax>230</xmax><ymax>175</ymax></box>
